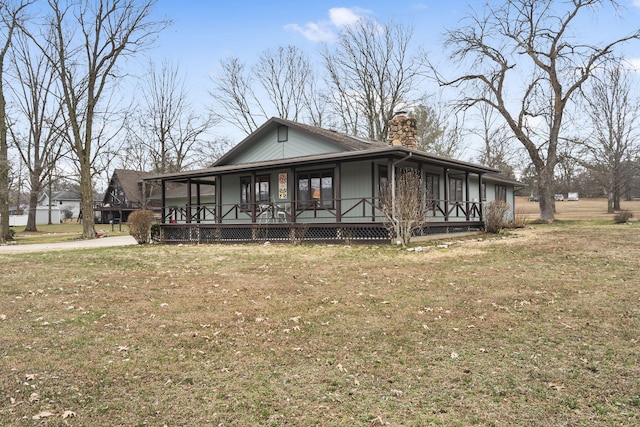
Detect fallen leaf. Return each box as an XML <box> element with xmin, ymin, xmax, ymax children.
<box><xmin>62</xmin><ymin>410</ymin><xmax>77</xmax><ymax>419</ymax></box>
<box><xmin>29</xmin><ymin>392</ymin><xmax>39</xmax><ymax>403</ymax></box>
<box><xmin>450</xmin><ymin>352</ymin><xmax>459</xmax><ymax>359</ymax></box>
<box><xmin>32</xmin><ymin>411</ymin><xmax>54</xmax><ymax>420</ymax></box>
<box><xmin>548</xmin><ymin>382</ymin><xmax>565</xmax><ymax>391</ymax></box>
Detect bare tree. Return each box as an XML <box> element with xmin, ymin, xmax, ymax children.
<box><xmin>472</xmin><ymin>103</ymin><xmax>518</xmax><ymax>177</ymax></box>
<box><xmin>434</xmin><ymin>0</ymin><xmax>640</xmax><ymax>222</ymax></box>
<box><xmin>125</xmin><ymin>59</ymin><xmax>216</xmax><ymax>174</ymax></box>
<box><xmin>209</xmin><ymin>57</ymin><xmax>262</xmax><ymax>135</ymax></box>
<box><xmin>0</xmin><ymin>0</ymin><xmax>32</xmax><ymax>243</ymax></box>
<box><xmin>411</xmin><ymin>103</ymin><xmax>443</xmax><ymax>152</ymax></box>
<box><xmin>210</xmin><ymin>46</ymin><xmax>318</xmax><ymax>136</ymax></box>
<box><xmin>323</xmin><ymin>18</ymin><xmax>424</xmax><ymax>141</ymax></box>
<box><xmin>581</xmin><ymin>61</ymin><xmax>640</xmax><ymax>212</ymax></box>
<box><xmin>36</xmin><ymin>0</ymin><xmax>168</xmax><ymax>239</ymax></box>
<box><xmin>255</xmin><ymin>46</ymin><xmax>312</xmax><ymax>123</ymax></box>
<box><xmin>8</xmin><ymin>30</ymin><xmax>67</xmax><ymax>232</ymax></box>
<box><xmin>411</xmin><ymin>99</ymin><xmax>467</xmax><ymax>159</ymax></box>
<box><xmin>380</xmin><ymin>168</ymin><xmax>427</xmax><ymax>247</ymax></box>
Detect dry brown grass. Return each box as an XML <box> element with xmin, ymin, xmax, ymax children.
<box><xmin>1</xmin><ymin>222</ymin><xmax>640</xmax><ymax>426</ymax></box>
<box><xmin>516</xmin><ymin>196</ymin><xmax>640</xmax><ymax>221</ymax></box>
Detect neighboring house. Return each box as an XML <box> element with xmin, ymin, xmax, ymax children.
<box><xmin>38</xmin><ymin>190</ymin><xmax>81</xmax><ymax>219</ymax></box>
<box><xmin>143</xmin><ymin>116</ymin><xmax>522</xmax><ymax>244</ymax></box>
<box><xmin>95</xmin><ymin>169</ymin><xmax>155</xmax><ymax>224</ymax></box>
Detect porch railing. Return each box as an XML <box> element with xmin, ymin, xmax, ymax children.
<box><xmin>161</xmin><ymin>197</ymin><xmax>484</xmax><ymax>225</ymax></box>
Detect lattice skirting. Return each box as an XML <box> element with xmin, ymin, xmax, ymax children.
<box><xmin>160</xmin><ymin>223</ymin><xmax>483</xmax><ymax>244</ymax></box>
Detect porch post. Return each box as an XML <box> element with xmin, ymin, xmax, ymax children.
<box><xmin>478</xmin><ymin>173</ymin><xmax>484</xmax><ymax>221</ymax></box>
<box><xmin>291</xmin><ymin>168</ymin><xmax>296</xmax><ymax>224</ymax></box>
<box><xmin>465</xmin><ymin>171</ymin><xmax>470</xmax><ymax>221</ymax></box>
<box><xmin>335</xmin><ymin>163</ymin><xmax>342</xmax><ymax>222</ymax></box>
<box><xmin>216</xmin><ymin>176</ymin><xmax>222</xmax><ymax>224</ymax></box>
<box><xmin>443</xmin><ymin>168</ymin><xmax>449</xmax><ymax>221</ymax></box>
<box><xmin>388</xmin><ymin>157</ymin><xmax>394</xmax><ymax>222</ymax></box>
<box><xmin>250</xmin><ymin>173</ymin><xmax>256</xmax><ymax>222</ymax></box>
<box><xmin>161</xmin><ymin>179</ymin><xmax>166</xmax><ymax>224</ymax></box>
<box><xmin>196</xmin><ymin>182</ymin><xmax>201</xmax><ymax>223</ymax></box>
<box><xmin>186</xmin><ymin>178</ymin><xmax>192</xmax><ymax>224</ymax></box>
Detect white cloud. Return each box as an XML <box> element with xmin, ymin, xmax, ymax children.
<box><xmin>284</xmin><ymin>22</ymin><xmax>337</xmax><ymax>43</ymax></box>
<box><xmin>634</xmin><ymin>0</ymin><xmax>640</xmax><ymax>8</ymax></box>
<box><xmin>328</xmin><ymin>7</ymin><xmax>365</xmax><ymax>27</ymax></box>
<box><xmin>285</xmin><ymin>7</ymin><xmax>372</xmax><ymax>43</ymax></box>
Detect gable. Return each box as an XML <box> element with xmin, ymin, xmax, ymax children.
<box><xmin>214</xmin><ymin>117</ymin><xmax>387</xmax><ymax>167</ymax></box>
<box><xmin>221</xmin><ymin>125</ymin><xmax>345</xmax><ymax>166</ymax></box>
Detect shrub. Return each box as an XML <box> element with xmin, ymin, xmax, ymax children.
<box><xmin>379</xmin><ymin>169</ymin><xmax>427</xmax><ymax>247</ymax></box>
<box><xmin>613</xmin><ymin>210</ymin><xmax>633</xmax><ymax>224</ymax></box>
<box><xmin>128</xmin><ymin>210</ymin><xmax>155</xmax><ymax>244</ymax></box>
<box><xmin>61</xmin><ymin>206</ymin><xmax>74</xmax><ymax>221</ymax></box>
<box><xmin>484</xmin><ymin>200</ymin><xmax>511</xmax><ymax>233</ymax></box>
<box><xmin>150</xmin><ymin>223</ymin><xmax>161</xmax><ymax>243</ymax></box>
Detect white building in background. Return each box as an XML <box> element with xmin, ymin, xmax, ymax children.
<box><xmin>8</xmin><ymin>206</ymin><xmax>61</xmax><ymax>227</ymax></box>
<box><xmin>38</xmin><ymin>190</ymin><xmax>82</xmax><ymax>218</ymax></box>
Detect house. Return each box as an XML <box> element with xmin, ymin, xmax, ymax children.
<box><xmin>95</xmin><ymin>169</ymin><xmax>155</xmax><ymax>224</ymax></box>
<box><xmin>38</xmin><ymin>190</ymin><xmax>83</xmax><ymax>219</ymax></box>
<box><xmin>143</xmin><ymin>116</ymin><xmax>521</xmax><ymax>244</ymax></box>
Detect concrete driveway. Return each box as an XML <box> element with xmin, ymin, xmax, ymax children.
<box><xmin>0</xmin><ymin>235</ymin><xmax>138</xmax><ymax>254</ymax></box>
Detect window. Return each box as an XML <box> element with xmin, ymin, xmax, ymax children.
<box><xmin>240</xmin><ymin>175</ymin><xmax>270</xmax><ymax>209</ymax></box>
<box><xmin>449</xmin><ymin>177</ymin><xmax>463</xmax><ymax>202</ymax></box>
<box><xmin>481</xmin><ymin>183</ymin><xmax>487</xmax><ymax>201</ymax></box>
<box><xmin>378</xmin><ymin>165</ymin><xmax>388</xmax><ymax>205</ymax></box>
<box><xmin>495</xmin><ymin>184</ymin><xmax>507</xmax><ymax>202</ymax></box>
<box><xmin>297</xmin><ymin>170</ymin><xmax>333</xmax><ymax>209</ymax></box>
<box><xmin>277</xmin><ymin>125</ymin><xmax>288</xmax><ymax>142</ymax></box>
<box><xmin>426</xmin><ymin>174</ymin><xmax>439</xmax><ymax>201</ymax></box>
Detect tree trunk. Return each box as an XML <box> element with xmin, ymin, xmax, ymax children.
<box><xmin>607</xmin><ymin>191</ymin><xmax>614</xmax><ymax>214</ymax></box>
<box><xmin>79</xmin><ymin>161</ymin><xmax>96</xmax><ymax>239</ymax></box>
<box><xmin>0</xmin><ymin>78</ymin><xmax>8</xmax><ymax>243</ymax></box>
<box><xmin>537</xmin><ymin>169</ymin><xmax>556</xmax><ymax>222</ymax></box>
<box><xmin>24</xmin><ymin>171</ymin><xmax>41</xmax><ymax>232</ymax></box>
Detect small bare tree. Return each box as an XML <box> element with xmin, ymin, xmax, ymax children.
<box><xmin>581</xmin><ymin>61</ymin><xmax>639</xmax><ymax>213</ymax></box>
<box><xmin>9</xmin><ymin>31</ymin><xmax>67</xmax><ymax>232</ymax></box>
<box><xmin>125</xmin><ymin>59</ymin><xmax>216</xmax><ymax>174</ymax></box>
<box><xmin>472</xmin><ymin>103</ymin><xmax>518</xmax><ymax>178</ymax></box>
<box><xmin>380</xmin><ymin>168</ymin><xmax>427</xmax><ymax>247</ymax></box>
<box><xmin>0</xmin><ymin>0</ymin><xmax>32</xmax><ymax>243</ymax></box>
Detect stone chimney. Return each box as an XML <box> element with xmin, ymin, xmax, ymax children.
<box><xmin>387</xmin><ymin>111</ymin><xmax>417</xmax><ymax>148</ymax></box>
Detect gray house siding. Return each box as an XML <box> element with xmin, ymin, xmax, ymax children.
<box><xmin>226</xmin><ymin>127</ymin><xmax>343</xmax><ymax>165</ymax></box>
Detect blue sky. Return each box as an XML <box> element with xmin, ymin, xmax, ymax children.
<box><xmin>147</xmin><ymin>0</ymin><xmax>640</xmax><ymax>144</ymax></box>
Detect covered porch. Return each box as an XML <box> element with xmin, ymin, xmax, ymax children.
<box><xmin>148</xmin><ymin>155</ymin><xmax>489</xmax><ymax>244</ymax></box>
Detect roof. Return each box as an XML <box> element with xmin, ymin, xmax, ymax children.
<box><xmin>483</xmin><ymin>172</ymin><xmax>526</xmax><ymax>188</ymax></box>
<box><xmin>146</xmin><ymin>145</ymin><xmax>500</xmax><ymax>184</ymax></box>
<box><xmin>105</xmin><ymin>169</ymin><xmax>151</xmax><ymax>203</ymax></box>
<box><xmin>143</xmin><ymin>117</ymin><xmax>503</xmax><ymax>183</ymax></box>
<box><xmin>52</xmin><ymin>190</ymin><xmax>81</xmax><ymax>201</ymax></box>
